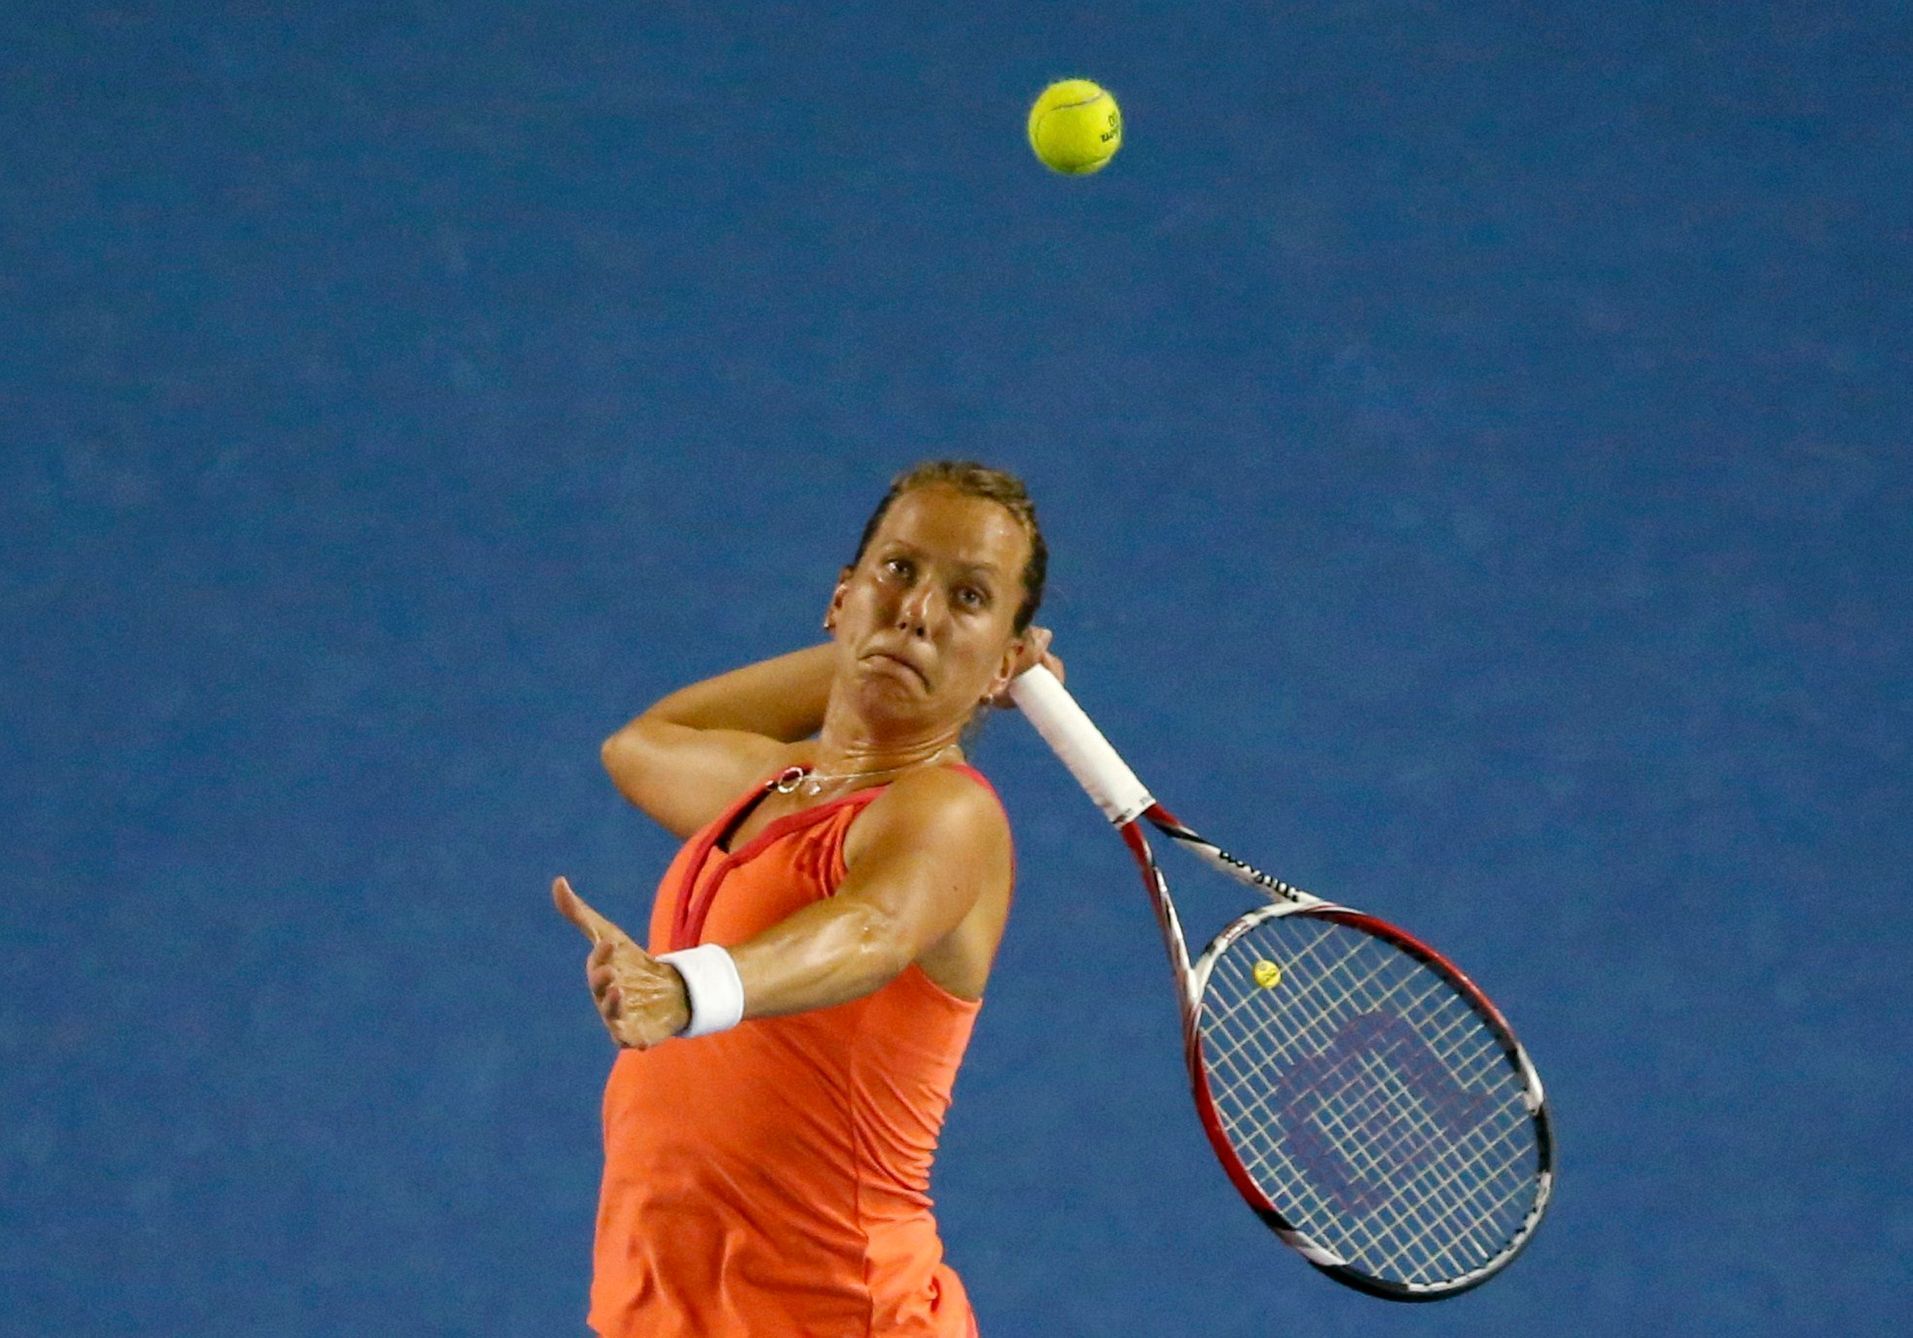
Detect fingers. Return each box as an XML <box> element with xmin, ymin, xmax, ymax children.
<box><xmin>1018</xmin><ymin>627</ymin><xmax>1059</xmax><ymax>682</ymax></box>
<box><xmin>551</xmin><ymin>876</ymin><xmax>596</xmax><ymax>942</ymax></box>
<box><xmin>553</xmin><ymin>876</ymin><xmax>625</xmax><ymax>946</ymax></box>
<box><xmin>592</xmin><ymin>947</ymin><xmax>685</xmax><ymax>1051</ymax></box>
<box><xmin>587</xmin><ymin>945</ymin><xmax>623</xmax><ymax>1016</ymax></box>
<box><xmin>991</xmin><ymin>627</ymin><xmax>1062</xmax><ymax>707</ymax></box>
<box><xmin>555</xmin><ymin>886</ymin><xmax>678</xmax><ymax>1049</ymax></box>
<box><xmin>1006</xmin><ymin>626</ymin><xmax>1050</xmax><ymax>677</ymax></box>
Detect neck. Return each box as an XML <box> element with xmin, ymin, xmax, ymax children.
<box><xmin>812</xmin><ymin>699</ymin><xmax>964</xmax><ymax>777</ymax></box>
<box><xmin>810</xmin><ymin>731</ymin><xmax>961</xmax><ymax>777</ymax></box>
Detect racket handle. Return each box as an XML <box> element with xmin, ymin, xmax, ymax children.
<box><xmin>1008</xmin><ymin>666</ymin><xmax>1155</xmax><ymax>827</ymax></box>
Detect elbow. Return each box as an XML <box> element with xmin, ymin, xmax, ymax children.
<box><xmin>601</xmin><ymin>718</ymin><xmax>652</xmax><ymax>778</ymax></box>
<box><xmin>844</xmin><ymin>908</ymin><xmax>916</xmax><ymax>991</ymax></box>
<box><xmin>600</xmin><ymin>723</ymin><xmax>661</xmax><ymax>805</ymax></box>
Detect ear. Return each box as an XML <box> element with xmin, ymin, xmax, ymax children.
<box><xmin>982</xmin><ymin>632</ymin><xmax>1025</xmax><ymax>703</ymax></box>
<box><xmin>824</xmin><ymin>566</ymin><xmax>852</xmax><ymax>633</ymax></box>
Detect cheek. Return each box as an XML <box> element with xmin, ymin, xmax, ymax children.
<box><xmin>955</xmin><ymin>623</ymin><xmax>1016</xmax><ymax>676</ymax></box>
<box><xmin>841</xmin><ymin>579</ymin><xmax>888</xmax><ymax>618</ymax></box>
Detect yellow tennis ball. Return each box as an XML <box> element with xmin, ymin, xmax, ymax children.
<box><xmin>1027</xmin><ymin>79</ymin><xmax>1122</xmax><ymax>175</ymax></box>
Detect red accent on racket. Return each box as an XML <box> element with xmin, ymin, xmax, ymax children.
<box><xmin>1011</xmin><ymin>668</ymin><xmax>1553</xmax><ymax>1300</ymax></box>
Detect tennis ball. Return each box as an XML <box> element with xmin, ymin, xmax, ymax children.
<box><xmin>1027</xmin><ymin>79</ymin><xmax>1122</xmax><ymax>175</ymax></box>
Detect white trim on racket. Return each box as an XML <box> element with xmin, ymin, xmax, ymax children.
<box><xmin>1008</xmin><ymin>666</ymin><xmax>1153</xmax><ymax>826</ymax></box>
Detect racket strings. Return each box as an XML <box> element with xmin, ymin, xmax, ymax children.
<box><xmin>1209</xmin><ymin>940</ymin><xmax>1512</xmax><ymax>1235</ymax></box>
<box><xmin>1197</xmin><ymin>916</ymin><xmax>1543</xmax><ymax>1288</ymax></box>
<box><xmin>1204</xmin><ymin>940</ymin><xmax>1535</xmax><ymax>1282</ymax></box>
<box><xmin>1207</xmin><ymin>943</ymin><xmax>1532</xmax><ymax>1280</ymax></box>
<box><xmin>1204</xmin><ymin>968</ymin><xmax>1526</xmax><ymax>1283</ymax></box>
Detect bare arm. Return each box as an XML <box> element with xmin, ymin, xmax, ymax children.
<box><xmin>554</xmin><ymin>767</ymin><xmax>1010</xmax><ymax>1044</ymax></box>
<box><xmin>601</xmin><ymin>644</ymin><xmax>837</xmax><ymax>838</ymax></box>
<box><xmin>728</xmin><ymin>768</ymin><xmax>1011</xmax><ymax>1014</ymax></box>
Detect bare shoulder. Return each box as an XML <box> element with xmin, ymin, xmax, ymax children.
<box><xmin>841</xmin><ymin>767</ymin><xmax>1014</xmax><ymax>997</ymax></box>
<box><xmin>844</xmin><ymin>765</ymin><xmax>1010</xmax><ymax>868</ymax></box>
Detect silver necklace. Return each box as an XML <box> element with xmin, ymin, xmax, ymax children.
<box><xmin>773</xmin><ymin>744</ymin><xmax>958</xmax><ymax>798</ymax></box>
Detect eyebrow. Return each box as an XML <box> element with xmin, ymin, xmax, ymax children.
<box><xmin>881</xmin><ymin>542</ymin><xmax>1002</xmax><ymax>578</ymax></box>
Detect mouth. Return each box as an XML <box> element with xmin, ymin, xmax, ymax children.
<box><xmin>864</xmin><ymin>649</ymin><xmax>930</xmax><ymax>688</ymax></box>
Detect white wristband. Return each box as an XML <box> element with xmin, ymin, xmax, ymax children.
<box><xmin>656</xmin><ymin>943</ymin><xmax>745</xmax><ymax>1039</ymax></box>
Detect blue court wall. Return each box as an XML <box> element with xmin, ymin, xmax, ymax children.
<box><xmin>3</xmin><ymin>4</ymin><xmax>1907</xmax><ymax>1335</ymax></box>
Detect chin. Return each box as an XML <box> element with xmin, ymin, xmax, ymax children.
<box><xmin>855</xmin><ymin>681</ymin><xmax>953</xmax><ymax>729</ymax></box>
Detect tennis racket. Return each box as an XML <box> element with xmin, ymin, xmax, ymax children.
<box><xmin>1009</xmin><ymin>666</ymin><xmax>1553</xmax><ymax>1301</ymax></box>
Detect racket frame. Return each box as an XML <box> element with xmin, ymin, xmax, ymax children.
<box><xmin>1010</xmin><ymin>667</ymin><xmax>1553</xmax><ymax>1301</ymax></box>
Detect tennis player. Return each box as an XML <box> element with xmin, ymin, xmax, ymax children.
<box><xmin>554</xmin><ymin>461</ymin><xmax>1058</xmax><ymax>1337</ymax></box>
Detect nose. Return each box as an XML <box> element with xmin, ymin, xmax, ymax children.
<box><xmin>895</xmin><ymin>580</ymin><xmax>942</xmax><ymax>638</ymax></box>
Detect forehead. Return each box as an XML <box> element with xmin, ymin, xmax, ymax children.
<box><xmin>867</xmin><ymin>485</ymin><xmax>1030</xmax><ymax>573</ymax></box>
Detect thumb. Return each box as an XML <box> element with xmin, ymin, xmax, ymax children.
<box><xmin>552</xmin><ymin>876</ymin><xmax>616</xmax><ymax>945</ymax></box>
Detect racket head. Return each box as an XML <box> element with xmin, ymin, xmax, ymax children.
<box><xmin>1185</xmin><ymin>902</ymin><xmax>1553</xmax><ymax>1300</ymax></box>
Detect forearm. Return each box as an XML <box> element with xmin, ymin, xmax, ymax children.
<box><xmin>639</xmin><ymin>643</ymin><xmax>836</xmax><ymax>742</ymax></box>
<box><xmin>728</xmin><ymin>896</ymin><xmax>912</xmax><ymax>1018</ymax></box>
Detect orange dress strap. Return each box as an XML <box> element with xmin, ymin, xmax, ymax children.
<box><xmin>668</xmin><ymin>764</ymin><xmax>1005</xmax><ymax>951</ymax></box>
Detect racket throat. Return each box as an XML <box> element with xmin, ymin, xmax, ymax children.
<box><xmin>1120</xmin><ymin>822</ymin><xmax>1203</xmax><ymax>1018</ymax></box>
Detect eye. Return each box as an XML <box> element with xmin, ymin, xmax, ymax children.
<box><xmin>884</xmin><ymin>556</ymin><xmax>915</xmax><ymax>580</ymax></box>
<box><xmin>955</xmin><ymin>585</ymin><xmax>989</xmax><ymax>609</ymax></box>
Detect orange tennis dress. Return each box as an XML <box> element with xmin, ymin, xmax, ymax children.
<box><xmin>588</xmin><ymin>767</ymin><xmax>1005</xmax><ymax>1338</ymax></box>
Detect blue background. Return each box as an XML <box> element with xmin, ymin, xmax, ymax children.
<box><xmin>4</xmin><ymin>3</ymin><xmax>1908</xmax><ymax>1334</ymax></box>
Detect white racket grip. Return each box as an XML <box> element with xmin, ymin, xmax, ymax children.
<box><xmin>1008</xmin><ymin>666</ymin><xmax>1155</xmax><ymax>827</ymax></box>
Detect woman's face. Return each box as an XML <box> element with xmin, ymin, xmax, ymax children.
<box><xmin>828</xmin><ymin>485</ymin><xmax>1031</xmax><ymax>731</ymax></box>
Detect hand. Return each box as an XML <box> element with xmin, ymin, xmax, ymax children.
<box><xmin>551</xmin><ymin>876</ymin><xmax>690</xmax><ymax>1049</ymax></box>
<box><xmin>991</xmin><ymin>625</ymin><xmax>1065</xmax><ymax>708</ymax></box>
